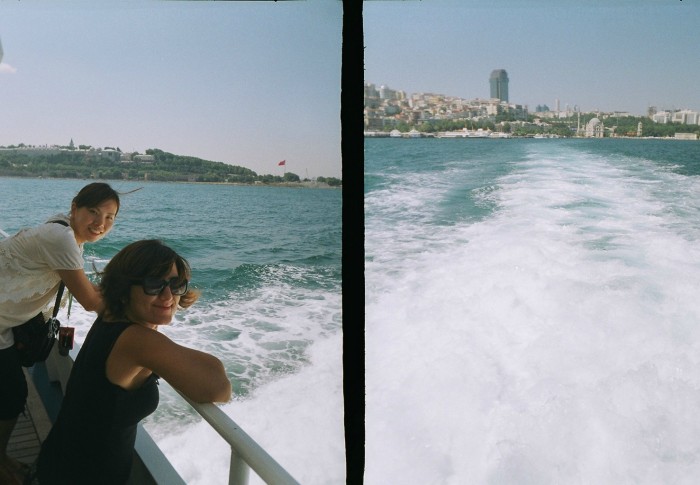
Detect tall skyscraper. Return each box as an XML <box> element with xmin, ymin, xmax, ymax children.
<box><xmin>489</xmin><ymin>69</ymin><xmax>509</xmax><ymax>102</ymax></box>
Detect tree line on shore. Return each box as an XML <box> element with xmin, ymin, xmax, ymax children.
<box><xmin>392</xmin><ymin>113</ymin><xmax>700</xmax><ymax>138</ymax></box>
<box><xmin>0</xmin><ymin>147</ymin><xmax>342</xmax><ymax>187</ymax></box>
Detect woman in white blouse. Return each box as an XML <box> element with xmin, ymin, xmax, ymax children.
<box><xmin>0</xmin><ymin>182</ymin><xmax>120</xmax><ymax>485</ymax></box>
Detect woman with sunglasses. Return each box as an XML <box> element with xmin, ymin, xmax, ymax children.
<box><xmin>0</xmin><ymin>182</ymin><xmax>119</xmax><ymax>485</ymax></box>
<box><xmin>31</xmin><ymin>239</ymin><xmax>232</xmax><ymax>485</ymax></box>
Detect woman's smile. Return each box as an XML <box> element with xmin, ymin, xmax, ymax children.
<box><xmin>126</xmin><ymin>264</ymin><xmax>181</xmax><ymax>327</ymax></box>
<box><xmin>71</xmin><ymin>199</ymin><xmax>118</xmax><ymax>244</ymax></box>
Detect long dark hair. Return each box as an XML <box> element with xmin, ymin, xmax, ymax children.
<box><xmin>100</xmin><ymin>239</ymin><xmax>199</xmax><ymax>320</ymax></box>
<box><xmin>73</xmin><ymin>182</ymin><xmax>121</xmax><ymax>214</ymax></box>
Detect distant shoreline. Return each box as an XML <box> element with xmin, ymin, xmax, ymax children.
<box><xmin>0</xmin><ymin>175</ymin><xmax>341</xmax><ymax>190</ymax></box>
<box><xmin>177</xmin><ymin>180</ymin><xmax>341</xmax><ymax>189</ymax></box>
<box><xmin>364</xmin><ymin>132</ymin><xmax>699</xmax><ymax>141</ymax></box>
<box><xmin>0</xmin><ymin>147</ymin><xmax>342</xmax><ymax>187</ymax></box>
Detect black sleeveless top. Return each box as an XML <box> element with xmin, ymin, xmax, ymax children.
<box><xmin>36</xmin><ymin>318</ymin><xmax>159</xmax><ymax>485</ymax></box>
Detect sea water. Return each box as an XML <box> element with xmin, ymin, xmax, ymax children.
<box><xmin>365</xmin><ymin>138</ymin><xmax>700</xmax><ymax>484</ymax></box>
<box><xmin>0</xmin><ymin>178</ymin><xmax>344</xmax><ymax>484</ymax></box>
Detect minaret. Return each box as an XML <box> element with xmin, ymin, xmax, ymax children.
<box><xmin>576</xmin><ymin>109</ymin><xmax>581</xmax><ymax>136</ymax></box>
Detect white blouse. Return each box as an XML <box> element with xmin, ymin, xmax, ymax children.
<box><xmin>0</xmin><ymin>214</ymin><xmax>84</xmax><ymax>349</ymax></box>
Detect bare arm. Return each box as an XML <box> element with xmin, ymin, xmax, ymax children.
<box><xmin>57</xmin><ymin>268</ymin><xmax>104</xmax><ymax>313</ymax></box>
<box><xmin>107</xmin><ymin>324</ymin><xmax>232</xmax><ymax>403</ymax></box>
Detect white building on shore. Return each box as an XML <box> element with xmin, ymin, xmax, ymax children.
<box><xmin>584</xmin><ymin>117</ymin><xmax>604</xmax><ymax>138</ymax></box>
<box><xmin>652</xmin><ymin>109</ymin><xmax>700</xmax><ymax>125</ymax></box>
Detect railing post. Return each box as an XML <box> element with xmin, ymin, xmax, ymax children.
<box><xmin>229</xmin><ymin>448</ymin><xmax>250</xmax><ymax>485</ymax></box>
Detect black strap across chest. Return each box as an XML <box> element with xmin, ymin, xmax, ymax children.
<box><xmin>49</xmin><ymin>219</ymin><xmax>70</xmax><ymax>317</ymax></box>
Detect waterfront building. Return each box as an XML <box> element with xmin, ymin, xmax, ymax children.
<box><xmin>672</xmin><ymin>109</ymin><xmax>700</xmax><ymax>125</ymax></box>
<box><xmin>652</xmin><ymin>111</ymin><xmax>672</xmax><ymax>124</ymax></box>
<box><xmin>585</xmin><ymin>117</ymin><xmax>604</xmax><ymax>138</ymax></box>
<box><xmin>651</xmin><ymin>109</ymin><xmax>700</xmax><ymax>125</ymax></box>
<box><xmin>489</xmin><ymin>69</ymin><xmax>509</xmax><ymax>103</ymax></box>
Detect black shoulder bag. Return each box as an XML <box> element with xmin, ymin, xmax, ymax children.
<box><xmin>13</xmin><ymin>283</ymin><xmax>64</xmax><ymax>367</ymax></box>
<box><xmin>12</xmin><ymin>219</ymin><xmax>71</xmax><ymax>367</ymax></box>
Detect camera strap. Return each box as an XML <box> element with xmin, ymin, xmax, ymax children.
<box><xmin>52</xmin><ymin>282</ymin><xmax>65</xmax><ymax>319</ymax></box>
<box><xmin>48</xmin><ymin>219</ymin><xmax>70</xmax><ymax>318</ymax></box>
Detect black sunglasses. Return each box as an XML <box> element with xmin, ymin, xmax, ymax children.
<box><xmin>133</xmin><ymin>277</ymin><xmax>189</xmax><ymax>296</ymax></box>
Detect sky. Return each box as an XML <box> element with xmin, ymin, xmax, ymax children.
<box><xmin>0</xmin><ymin>1</ymin><xmax>342</xmax><ymax>179</ymax></box>
<box><xmin>364</xmin><ymin>0</ymin><xmax>700</xmax><ymax>117</ymax></box>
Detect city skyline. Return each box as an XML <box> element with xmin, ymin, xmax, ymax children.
<box><xmin>364</xmin><ymin>0</ymin><xmax>700</xmax><ymax>117</ymax></box>
<box><xmin>0</xmin><ymin>1</ymin><xmax>342</xmax><ymax>179</ymax></box>
<box><xmin>366</xmin><ymin>78</ymin><xmax>699</xmax><ymax>120</ymax></box>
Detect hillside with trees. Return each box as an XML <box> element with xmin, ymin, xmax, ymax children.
<box><xmin>0</xmin><ymin>145</ymin><xmax>342</xmax><ymax>187</ymax></box>
<box><xmin>389</xmin><ymin>114</ymin><xmax>700</xmax><ymax>139</ymax></box>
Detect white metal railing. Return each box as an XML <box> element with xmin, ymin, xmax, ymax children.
<box><xmin>175</xmin><ymin>389</ymin><xmax>301</xmax><ymax>485</ymax></box>
<box><xmin>43</xmin><ymin>342</ymin><xmax>301</xmax><ymax>485</ymax></box>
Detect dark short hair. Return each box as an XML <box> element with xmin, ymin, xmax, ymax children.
<box><xmin>73</xmin><ymin>183</ymin><xmax>120</xmax><ymax>214</ymax></box>
<box><xmin>100</xmin><ymin>239</ymin><xmax>199</xmax><ymax>320</ymax></box>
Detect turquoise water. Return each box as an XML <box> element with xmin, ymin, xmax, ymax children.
<box><xmin>0</xmin><ymin>177</ymin><xmax>343</xmax><ymax>484</ymax></box>
<box><xmin>365</xmin><ymin>138</ymin><xmax>700</xmax><ymax>484</ymax></box>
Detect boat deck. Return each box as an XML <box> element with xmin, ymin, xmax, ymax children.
<box><xmin>7</xmin><ymin>369</ymin><xmax>52</xmax><ymax>468</ymax></box>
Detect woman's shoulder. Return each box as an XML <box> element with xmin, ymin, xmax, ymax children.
<box><xmin>27</xmin><ymin>216</ymin><xmax>73</xmax><ymax>242</ymax></box>
<box><xmin>34</xmin><ymin>218</ymin><xmax>82</xmax><ymax>260</ymax></box>
<box><xmin>93</xmin><ymin>318</ymin><xmax>133</xmax><ymax>333</ymax></box>
<box><xmin>114</xmin><ymin>323</ymin><xmax>178</xmax><ymax>357</ymax></box>
<box><xmin>44</xmin><ymin>213</ymin><xmax>70</xmax><ymax>225</ymax></box>
<box><xmin>81</xmin><ymin>318</ymin><xmax>134</xmax><ymax>353</ymax></box>
<box><xmin>118</xmin><ymin>322</ymin><xmax>169</xmax><ymax>342</ymax></box>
